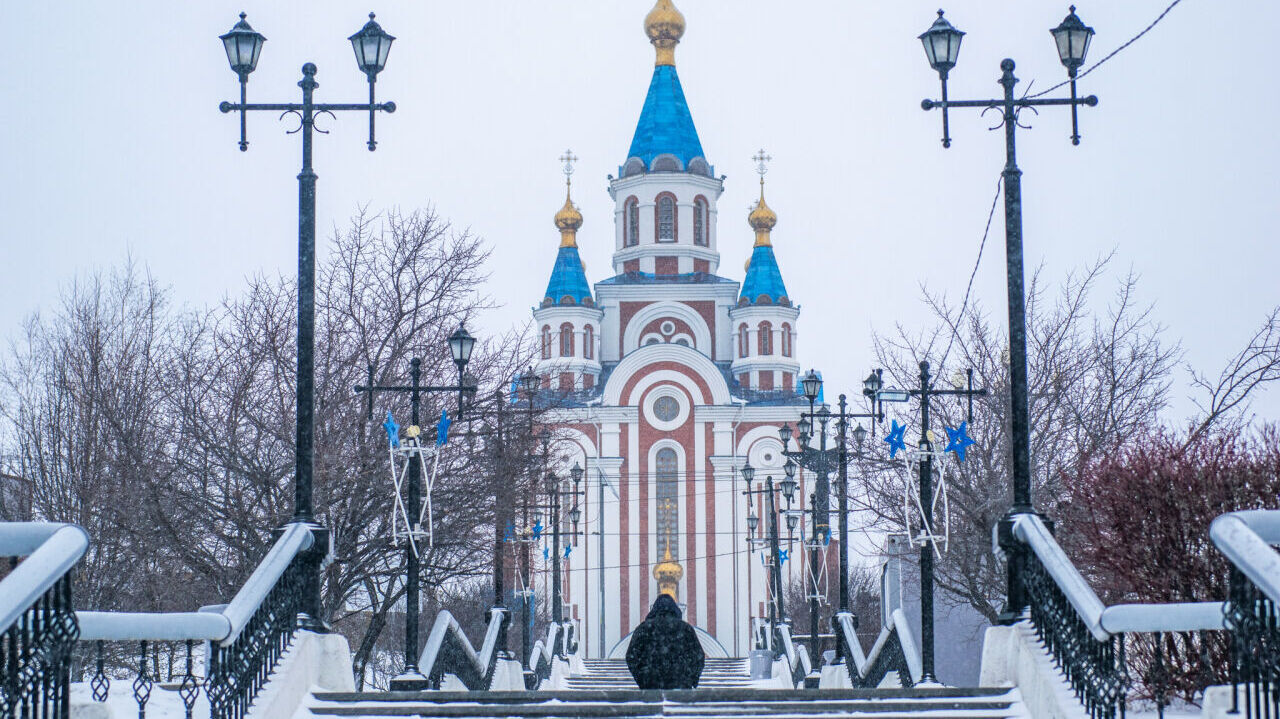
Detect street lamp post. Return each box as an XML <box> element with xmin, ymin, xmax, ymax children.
<box><xmin>218</xmin><ymin>9</ymin><xmax>397</xmax><ymax>634</ymax></box>
<box><xmin>352</xmin><ymin>327</ymin><xmax>478</xmax><ymax>685</ymax></box>
<box><xmin>779</xmin><ymin>372</ymin><xmax>881</xmax><ymax>667</ymax></box>
<box><xmin>917</xmin><ymin>6</ymin><xmax>1098</xmax><ymax>624</ymax></box>
<box><xmin>867</xmin><ymin>362</ymin><xmax>986</xmax><ymax>684</ymax></box>
<box><xmin>742</xmin><ymin>467</ymin><xmax>797</xmax><ymax>631</ymax></box>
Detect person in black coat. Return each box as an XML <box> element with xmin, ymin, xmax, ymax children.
<box><xmin>625</xmin><ymin>594</ymin><xmax>705</xmax><ymax>689</ymax></box>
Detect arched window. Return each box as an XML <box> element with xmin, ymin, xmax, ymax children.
<box><xmin>625</xmin><ymin>197</ymin><xmax>639</xmax><ymax>247</ymax></box>
<box><xmin>559</xmin><ymin>322</ymin><xmax>574</xmax><ymax>357</ymax></box>
<box><xmin>655</xmin><ymin>194</ymin><xmax>676</xmax><ymax>242</ymax></box>
<box><xmin>781</xmin><ymin>323</ymin><xmax>792</xmax><ymax>357</ymax></box>
<box><xmin>738</xmin><ymin>323</ymin><xmax>749</xmax><ymax>358</ymax></box>
<box><xmin>655</xmin><ymin>447</ymin><xmax>679</xmax><ymax>560</ymax></box>
<box><xmin>693</xmin><ymin>197</ymin><xmax>708</xmax><ymax>246</ymax></box>
<box><xmin>584</xmin><ymin>325</ymin><xmax>594</xmax><ymax>360</ymax></box>
<box><xmin>758</xmin><ymin>321</ymin><xmax>773</xmax><ymax>356</ymax></box>
<box><xmin>541</xmin><ymin>325</ymin><xmax>551</xmax><ymax>359</ymax></box>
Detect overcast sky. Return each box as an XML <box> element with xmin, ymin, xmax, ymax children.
<box><xmin>2</xmin><ymin>0</ymin><xmax>1276</xmax><ymax>424</ymax></box>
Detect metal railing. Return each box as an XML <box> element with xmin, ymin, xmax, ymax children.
<box><xmin>1210</xmin><ymin>510</ymin><xmax>1280</xmax><ymax>719</ymax></box>
<box><xmin>527</xmin><ymin>621</ymin><xmax>576</xmax><ymax>689</ymax></box>
<box><xmin>833</xmin><ymin>609</ymin><xmax>922</xmax><ymax>688</ymax></box>
<box><xmin>772</xmin><ymin>623</ymin><xmax>810</xmax><ymax>688</ymax></box>
<box><xmin>1005</xmin><ymin>513</ymin><xmax>1229</xmax><ymax>719</ymax></box>
<box><xmin>69</xmin><ymin>522</ymin><xmax>321</xmax><ymax>719</ymax></box>
<box><xmin>417</xmin><ymin>608</ymin><xmax>511</xmax><ymax>690</ymax></box>
<box><xmin>0</xmin><ymin>523</ymin><xmax>89</xmax><ymax>719</ymax></box>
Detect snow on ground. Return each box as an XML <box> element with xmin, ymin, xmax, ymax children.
<box><xmin>71</xmin><ymin>681</ymin><xmax>210</xmax><ymax>719</ymax></box>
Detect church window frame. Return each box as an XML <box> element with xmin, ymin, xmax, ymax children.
<box><xmin>738</xmin><ymin>323</ymin><xmax>749</xmax><ymax>358</ymax></box>
<box><xmin>559</xmin><ymin>322</ymin><xmax>574</xmax><ymax>357</ymax></box>
<box><xmin>654</xmin><ymin>446</ymin><xmax>680</xmax><ymax>561</ymax></box>
<box><xmin>758</xmin><ymin>321</ymin><xmax>773</xmax><ymax>356</ymax></box>
<box><xmin>541</xmin><ymin>325</ymin><xmax>552</xmax><ymax>359</ymax></box>
<box><xmin>781</xmin><ymin>323</ymin><xmax>793</xmax><ymax>357</ymax></box>
<box><xmin>655</xmin><ymin>192</ymin><xmax>677</xmax><ymax>243</ymax></box>
<box><xmin>693</xmin><ymin>196</ymin><xmax>708</xmax><ymax>246</ymax></box>
<box><xmin>583</xmin><ymin>325</ymin><xmax>594</xmax><ymax>360</ymax></box>
<box><xmin>624</xmin><ymin>196</ymin><xmax>640</xmax><ymax>247</ymax></box>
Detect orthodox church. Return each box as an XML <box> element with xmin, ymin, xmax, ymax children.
<box><xmin>530</xmin><ymin>0</ymin><xmax>818</xmax><ymax>659</ymax></box>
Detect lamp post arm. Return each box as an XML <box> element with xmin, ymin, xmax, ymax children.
<box><xmin>922</xmin><ymin>95</ymin><xmax>1097</xmax><ymax>111</ymax></box>
<box><xmin>220</xmin><ymin>101</ymin><xmax>397</xmax><ymax>113</ymax></box>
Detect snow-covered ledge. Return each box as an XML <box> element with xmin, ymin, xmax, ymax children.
<box><xmin>980</xmin><ymin>620</ymin><xmax>1088</xmax><ymax>719</ymax></box>
<box><xmin>246</xmin><ymin>631</ymin><xmax>353</xmax><ymax>719</ymax></box>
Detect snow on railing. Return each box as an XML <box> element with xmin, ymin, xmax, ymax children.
<box><xmin>0</xmin><ymin>522</ymin><xmax>88</xmax><ymax>719</ymax></box>
<box><xmin>773</xmin><ymin>623</ymin><xmax>810</xmax><ymax>687</ymax></box>
<box><xmin>1210</xmin><ymin>510</ymin><xmax>1280</xmax><ymax>719</ymax></box>
<box><xmin>1007</xmin><ymin>512</ymin><xmax>1230</xmax><ymax>719</ymax></box>
<box><xmin>528</xmin><ymin>620</ymin><xmax>576</xmax><ymax>689</ymax></box>
<box><xmin>418</xmin><ymin>607</ymin><xmax>509</xmax><ymax>690</ymax></box>
<box><xmin>854</xmin><ymin>608</ymin><xmax>922</xmax><ymax>688</ymax></box>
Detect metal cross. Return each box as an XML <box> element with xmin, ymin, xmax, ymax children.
<box><xmin>752</xmin><ymin>149</ymin><xmax>772</xmax><ymax>178</ymax></box>
<box><xmin>559</xmin><ymin>149</ymin><xmax>578</xmax><ymax>180</ymax></box>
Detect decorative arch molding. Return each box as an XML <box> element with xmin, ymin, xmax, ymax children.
<box><xmin>553</xmin><ymin>426</ymin><xmax>598</xmax><ymax>465</ymax></box>
<box><xmin>622</xmin><ymin>301</ymin><xmax>713</xmax><ymax>356</ymax></box>
<box><xmin>625</xmin><ymin>369</ymin><xmax>703</xmax><ymax>410</ymax></box>
<box><xmin>602</xmin><ymin>344</ymin><xmax>732</xmax><ymax>406</ymax></box>
<box><xmin>736</xmin><ymin>425</ymin><xmax>788</xmax><ymax>470</ymax></box>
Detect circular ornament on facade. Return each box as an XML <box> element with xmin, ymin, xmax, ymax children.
<box><xmin>643</xmin><ymin>386</ymin><xmax>690</xmax><ymax>431</ymax></box>
<box><xmin>660</xmin><ymin>320</ymin><xmax>676</xmax><ymax>336</ymax></box>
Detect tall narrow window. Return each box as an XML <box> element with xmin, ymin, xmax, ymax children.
<box><xmin>541</xmin><ymin>326</ymin><xmax>551</xmax><ymax>359</ymax></box>
<box><xmin>738</xmin><ymin>323</ymin><xmax>749</xmax><ymax>358</ymax></box>
<box><xmin>584</xmin><ymin>325</ymin><xmax>594</xmax><ymax>359</ymax></box>
<box><xmin>758</xmin><ymin>321</ymin><xmax>773</xmax><ymax>355</ymax></box>
<box><xmin>656</xmin><ymin>194</ymin><xmax>676</xmax><ymax>242</ymax></box>
<box><xmin>781</xmin><ymin>323</ymin><xmax>792</xmax><ymax>357</ymax></box>
<box><xmin>693</xmin><ymin>197</ymin><xmax>708</xmax><ymax>246</ymax></box>
<box><xmin>625</xmin><ymin>197</ymin><xmax>639</xmax><ymax>247</ymax></box>
<box><xmin>655</xmin><ymin>447</ymin><xmax>679</xmax><ymax>560</ymax></box>
<box><xmin>559</xmin><ymin>322</ymin><xmax>574</xmax><ymax>357</ymax></box>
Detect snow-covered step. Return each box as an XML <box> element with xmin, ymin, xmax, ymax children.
<box><xmin>307</xmin><ymin>687</ymin><xmax>1027</xmax><ymax>719</ymax></box>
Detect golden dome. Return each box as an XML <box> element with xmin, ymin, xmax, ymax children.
<box><xmin>554</xmin><ymin>187</ymin><xmax>583</xmax><ymax>248</ymax></box>
<box><xmin>653</xmin><ymin>547</ymin><xmax>683</xmax><ymax>599</ymax></box>
<box><xmin>748</xmin><ymin>184</ymin><xmax>777</xmax><ymax>247</ymax></box>
<box><xmin>645</xmin><ymin>0</ymin><xmax>685</xmax><ymax>67</ymax></box>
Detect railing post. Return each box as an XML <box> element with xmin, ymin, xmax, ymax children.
<box><xmin>997</xmin><ymin>516</ymin><xmax>1025</xmax><ymax>625</ymax></box>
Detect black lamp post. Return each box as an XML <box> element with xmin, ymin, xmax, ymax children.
<box><xmin>917</xmin><ymin>6</ymin><xmax>1097</xmax><ymax>625</ymax></box>
<box><xmin>780</xmin><ymin>371</ymin><xmax>882</xmax><ymax>668</ymax></box>
<box><xmin>742</xmin><ymin>465</ymin><xmax>793</xmax><ymax>630</ymax></box>
<box><xmin>218</xmin><ymin>9</ymin><xmax>397</xmax><ymax>636</ymax></box>
<box><xmin>867</xmin><ymin>362</ymin><xmax>986</xmax><ymax>684</ymax></box>
<box><xmin>542</xmin><ymin>464</ymin><xmax>584</xmax><ymax>635</ymax></box>
<box><xmin>518</xmin><ymin>370</ymin><xmax>541</xmax><ymax>667</ymax></box>
<box><xmin>352</xmin><ymin>325</ymin><xmax>478</xmax><ymax>686</ymax></box>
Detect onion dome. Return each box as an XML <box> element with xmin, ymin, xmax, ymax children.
<box><xmin>740</xmin><ymin>182</ymin><xmax>789</xmax><ymax>305</ymax></box>
<box><xmin>645</xmin><ymin>0</ymin><xmax>685</xmax><ymax>67</ymax></box>
<box><xmin>554</xmin><ymin>188</ymin><xmax>583</xmax><ymax>248</ymax></box>
<box><xmin>653</xmin><ymin>547</ymin><xmax>683</xmax><ymax>599</ymax></box>
<box><xmin>748</xmin><ymin>187</ymin><xmax>777</xmax><ymax>247</ymax></box>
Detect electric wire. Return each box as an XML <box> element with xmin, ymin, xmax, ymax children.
<box><xmin>1025</xmin><ymin>0</ymin><xmax>1185</xmax><ymax>99</ymax></box>
<box><xmin>937</xmin><ymin>174</ymin><xmax>1003</xmax><ymax>373</ymax></box>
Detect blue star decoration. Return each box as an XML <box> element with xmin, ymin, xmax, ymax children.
<box><xmin>531</xmin><ymin>520</ymin><xmax>543</xmax><ymax>541</ymax></box>
<box><xmin>503</xmin><ymin>521</ymin><xmax>516</xmax><ymax>543</ymax></box>
<box><xmin>564</xmin><ymin>545</ymin><xmax>572</xmax><ymax>559</ymax></box>
<box><xmin>778</xmin><ymin>548</ymin><xmax>789</xmax><ymax>564</ymax></box>
<box><xmin>884</xmin><ymin>419</ymin><xmax>907</xmax><ymax>459</ymax></box>
<box><xmin>945</xmin><ymin>422</ymin><xmax>978</xmax><ymax>462</ymax></box>
<box><xmin>543</xmin><ymin>547</ymin><xmax>550</xmax><ymax>561</ymax></box>
<box><xmin>436</xmin><ymin>410</ymin><xmax>451</xmax><ymax>446</ymax></box>
<box><xmin>824</xmin><ymin>527</ymin><xmax>832</xmax><ymax>546</ymax></box>
<box><xmin>382</xmin><ymin>412</ymin><xmax>400</xmax><ymax>448</ymax></box>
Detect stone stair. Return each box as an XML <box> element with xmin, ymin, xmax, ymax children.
<box><xmin>308</xmin><ymin>659</ymin><xmax>1028</xmax><ymax>719</ymax></box>
<box><xmin>566</xmin><ymin>658</ymin><xmax>753</xmax><ymax>690</ymax></box>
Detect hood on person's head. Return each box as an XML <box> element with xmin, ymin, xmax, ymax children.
<box><xmin>646</xmin><ymin>593</ymin><xmax>682</xmax><ymax>620</ymax></box>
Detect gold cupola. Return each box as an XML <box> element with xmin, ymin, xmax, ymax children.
<box><xmin>748</xmin><ymin>184</ymin><xmax>778</xmax><ymax>247</ymax></box>
<box><xmin>554</xmin><ymin>150</ymin><xmax>583</xmax><ymax>248</ymax></box>
<box><xmin>653</xmin><ymin>547</ymin><xmax>684</xmax><ymax>599</ymax></box>
<box><xmin>554</xmin><ymin>186</ymin><xmax>583</xmax><ymax>248</ymax></box>
<box><xmin>645</xmin><ymin>0</ymin><xmax>685</xmax><ymax>67</ymax></box>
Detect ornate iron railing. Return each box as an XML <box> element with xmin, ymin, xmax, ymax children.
<box><xmin>527</xmin><ymin>621</ymin><xmax>575</xmax><ymax>690</ymax></box>
<box><xmin>417</xmin><ymin>608</ymin><xmax>510</xmax><ymax>690</ymax></box>
<box><xmin>0</xmin><ymin>523</ymin><xmax>89</xmax><ymax>719</ymax></box>
<box><xmin>838</xmin><ymin>608</ymin><xmax>921</xmax><ymax>688</ymax></box>
<box><xmin>1211</xmin><ymin>510</ymin><xmax>1280</xmax><ymax>719</ymax></box>
<box><xmin>1006</xmin><ymin>513</ymin><xmax>1231</xmax><ymax>719</ymax></box>
<box><xmin>772</xmin><ymin>623</ymin><xmax>810</xmax><ymax>688</ymax></box>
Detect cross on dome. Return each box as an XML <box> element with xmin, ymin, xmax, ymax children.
<box><xmin>752</xmin><ymin>149</ymin><xmax>772</xmax><ymax>179</ymax></box>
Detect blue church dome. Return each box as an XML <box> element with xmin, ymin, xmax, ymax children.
<box><xmin>624</xmin><ymin>64</ymin><xmax>707</xmax><ymax>172</ymax></box>
<box><xmin>740</xmin><ymin>245</ymin><xmax>789</xmax><ymax>305</ymax></box>
<box><xmin>544</xmin><ymin>246</ymin><xmax>593</xmax><ymax>306</ymax></box>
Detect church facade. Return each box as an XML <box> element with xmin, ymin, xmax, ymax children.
<box><xmin>530</xmin><ymin>0</ymin><xmax>819</xmax><ymax>659</ymax></box>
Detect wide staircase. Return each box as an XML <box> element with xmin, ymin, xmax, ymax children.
<box><xmin>307</xmin><ymin>659</ymin><xmax>1027</xmax><ymax>719</ymax></box>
